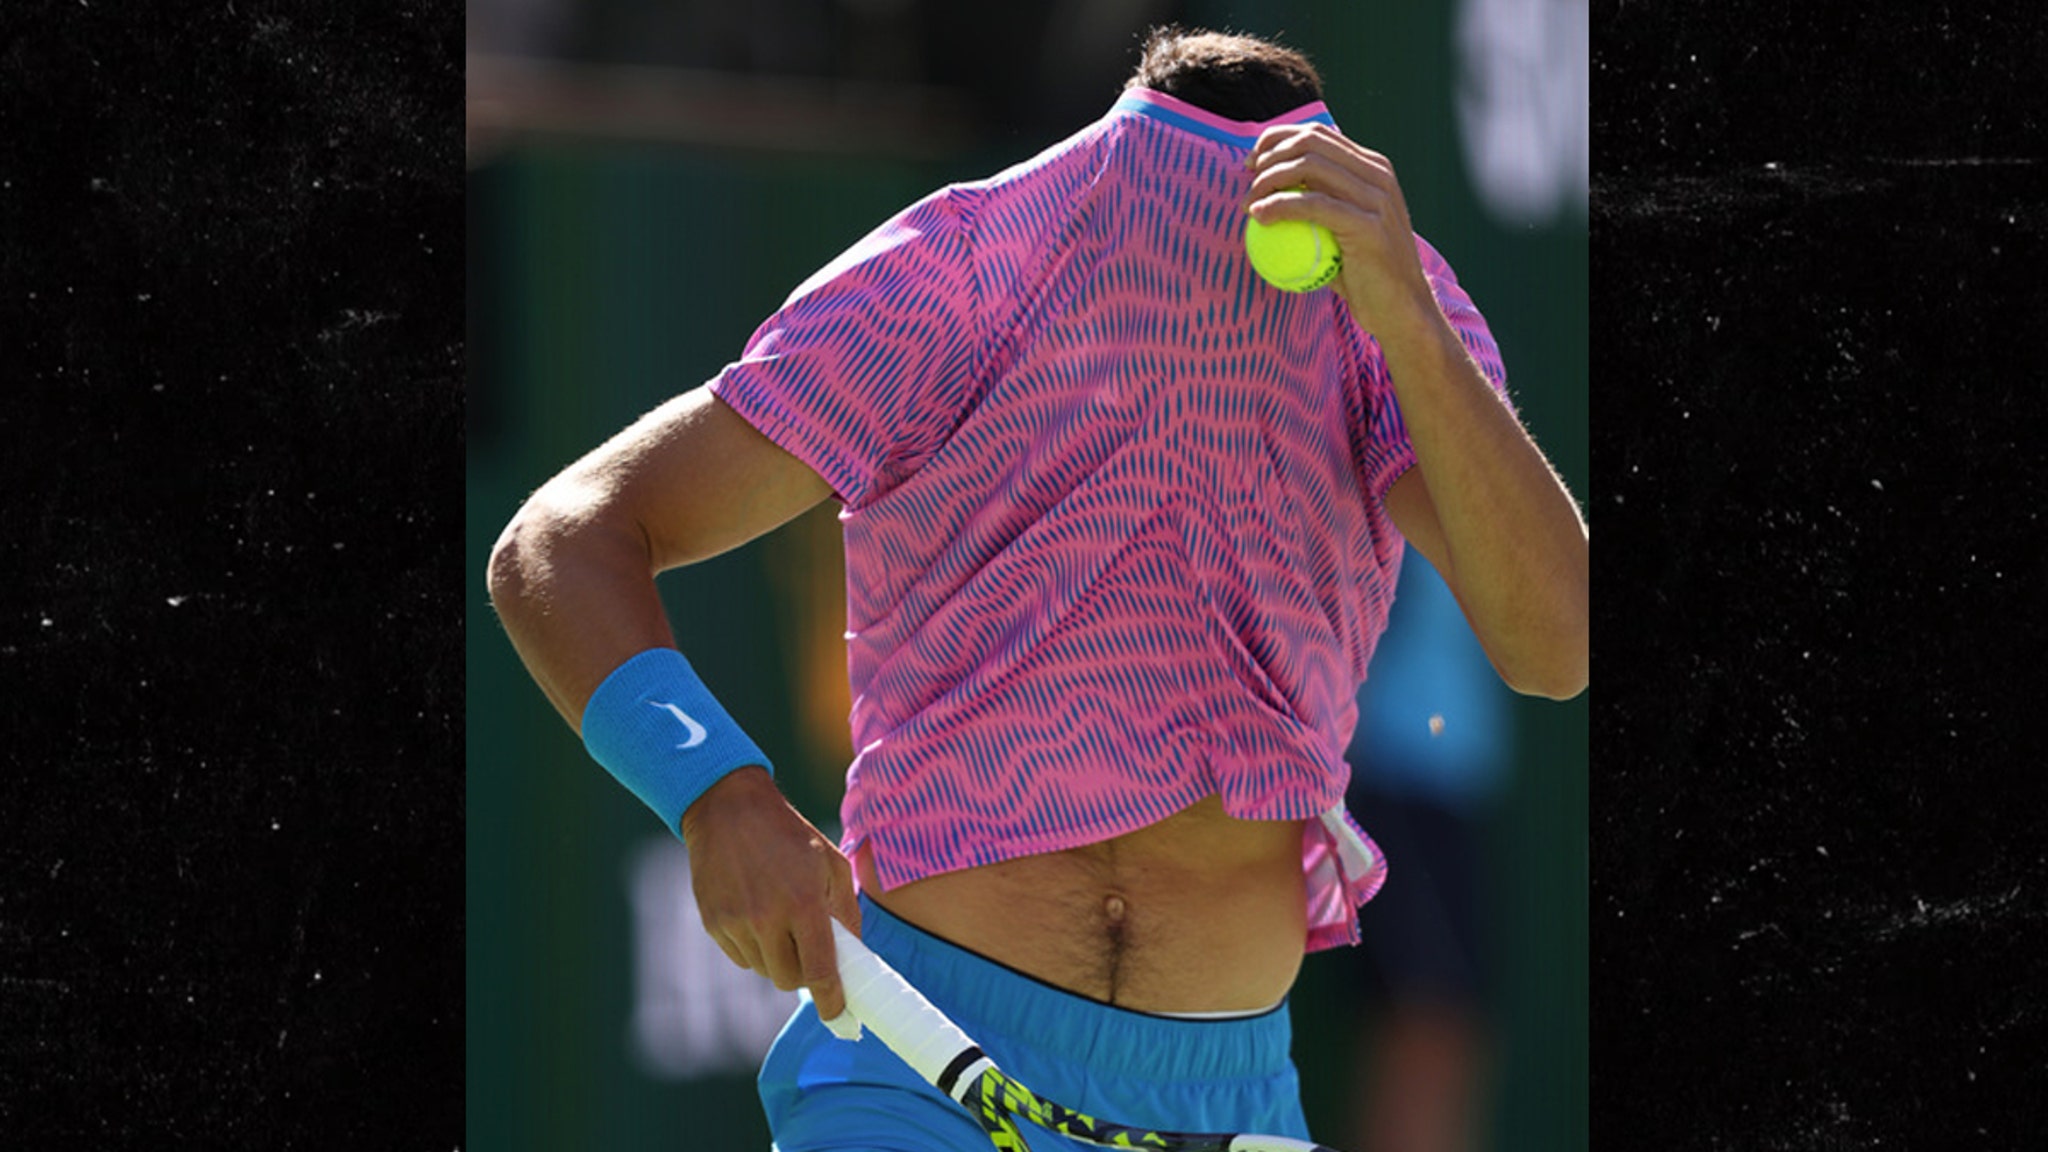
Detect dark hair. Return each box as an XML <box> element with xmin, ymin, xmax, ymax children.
<box><xmin>1125</xmin><ymin>26</ymin><xmax>1324</xmax><ymax>121</ymax></box>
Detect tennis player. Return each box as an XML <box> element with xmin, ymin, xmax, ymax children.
<box><xmin>489</xmin><ymin>27</ymin><xmax>1587</xmax><ymax>1149</ymax></box>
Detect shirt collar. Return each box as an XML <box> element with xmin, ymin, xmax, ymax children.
<box><xmin>1109</xmin><ymin>87</ymin><xmax>1336</xmax><ymax>149</ymax></box>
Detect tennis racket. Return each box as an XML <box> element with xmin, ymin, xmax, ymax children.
<box><xmin>826</xmin><ymin>919</ymin><xmax>1340</xmax><ymax>1152</ymax></box>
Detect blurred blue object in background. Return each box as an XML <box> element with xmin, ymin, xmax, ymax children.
<box><xmin>1347</xmin><ymin>553</ymin><xmax>1513</xmax><ymax>808</ymax></box>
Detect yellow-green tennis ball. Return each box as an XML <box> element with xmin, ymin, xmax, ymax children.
<box><xmin>1245</xmin><ymin>216</ymin><xmax>1342</xmax><ymax>292</ymax></box>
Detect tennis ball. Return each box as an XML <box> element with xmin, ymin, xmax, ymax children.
<box><xmin>1244</xmin><ymin>215</ymin><xmax>1341</xmax><ymax>293</ymax></box>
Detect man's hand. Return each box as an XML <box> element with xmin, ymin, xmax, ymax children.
<box><xmin>1243</xmin><ymin>123</ymin><xmax>1589</xmax><ymax>699</ymax></box>
<box><xmin>681</xmin><ymin>766</ymin><xmax>863</xmax><ymax>1021</ymax></box>
<box><xmin>1242</xmin><ymin>123</ymin><xmax>1439</xmax><ymax>346</ymax></box>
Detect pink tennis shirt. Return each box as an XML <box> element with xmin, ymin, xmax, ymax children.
<box><xmin>710</xmin><ymin>88</ymin><xmax>1510</xmax><ymax>951</ymax></box>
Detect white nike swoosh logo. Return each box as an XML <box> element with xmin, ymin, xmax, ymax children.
<box><xmin>648</xmin><ymin>700</ymin><xmax>708</xmax><ymax>750</ymax></box>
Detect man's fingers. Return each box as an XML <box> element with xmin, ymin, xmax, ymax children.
<box><xmin>758</xmin><ymin>926</ymin><xmax>804</xmax><ymax>991</ymax></box>
<box><xmin>709</xmin><ymin>928</ymin><xmax>752</xmax><ymax>972</ymax></box>
<box><xmin>712</xmin><ymin>914</ymin><xmax>843</xmax><ymax>1017</ymax></box>
<box><xmin>1248</xmin><ymin>127</ymin><xmax>1395</xmax><ymax>204</ymax></box>
<box><xmin>1250</xmin><ymin>122</ymin><xmax>1389</xmax><ymax>170</ymax></box>
<box><xmin>793</xmin><ymin>912</ymin><xmax>847</xmax><ymax>1021</ymax></box>
<box><xmin>1247</xmin><ymin>121</ymin><xmax>1327</xmax><ymax>166</ymax></box>
<box><xmin>816</xmin><ymin>854</ymin><xmax>863</xmax><ymax>1023</ymax></box>
<box><xmin>829</xmin><ymin>875</ymin><xmax>862</xmax><ymax>941</ymax></box>
<box><xmin>708</xmin><ymin>917</ymin><xmax>767</xmax><ymax>973</ymax></box>
<box><xmin>1244</xmin><ymin>152</ymin><xmax>1379</xmax><ymax>209</ymax></box>
<box><xmin>1246</xmin><ymin>188</ymin><xmax>1386</xmax><ymax>243</ymax></box>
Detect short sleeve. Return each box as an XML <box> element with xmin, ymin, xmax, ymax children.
<box><xmin>1417</xmin><ymin>236</ymin><xmax>1511</xmax><ymax>404</ymax></box>
<box><xmin>1349</xmin><ymin>235</ymin><xmax>1513</xmax><ymax>501</ymax></box>
<box><xmin>708</xmin><ymin>188</ymin><xmax>982</xmax><ymax>508</ymax></box>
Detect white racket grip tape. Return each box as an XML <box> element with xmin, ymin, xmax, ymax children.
<box><xmin>829</xmin><ymin>919</ymin><xmax>984</xmax><ymax>1092</ymax></box>
<box><xmin>1227</xmin><ymin>1138</ymin><xmax>1323</xmax><ymax>1152</ymax></box>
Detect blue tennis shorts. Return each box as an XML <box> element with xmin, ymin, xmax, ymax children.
<box><xmin>760</xmin><ymin>896</ymin><xmax>1311</xmax><ymax>1151</ymax></box>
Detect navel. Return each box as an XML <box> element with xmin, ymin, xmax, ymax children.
<box><xmin>1103</xmin><ymin>892</ymin><xmax>1128</xmax><ymax>926</ymax></box>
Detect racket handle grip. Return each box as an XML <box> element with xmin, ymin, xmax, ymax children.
<box><xmin>830</xmin><ymin>918</ymin><xmax>981</xmax><ymax>1090</ymax></box>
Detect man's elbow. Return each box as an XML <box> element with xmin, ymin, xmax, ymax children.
<box><xmin>487</xmin><ymin>490</ymin><xmax>657</xmax><ymax>616</ymax></box>
<box><xmin>485</xmin><ymin>496</ymin><xmax>582</xmax><ymax>616</ymax></box>
<box><xmin>1508</xmin><ymin>660</ymin><xmax>1587</xmax><ymax>701</ymax></box>
<box><xmin>485</xmin><ymin>510</ymin><xmax>541</xmax><ymax>618</ymax></box>
<box><xmin>1501</xmin><ymin>630</ymin><xmax>1588</xmax><ymax>701</ymax></box>
<box><xmin>1491</xmin><ymin>607</ymin><xmax>1588</xmax><ymax>700</ymax></box>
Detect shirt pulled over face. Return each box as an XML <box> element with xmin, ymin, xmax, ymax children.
<box><xmin>710</xmin><ymin>88</ymin><xmax>1511</xmax><ymax>951</ymax></box>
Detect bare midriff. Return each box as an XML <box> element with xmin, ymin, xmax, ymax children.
<box><xmin>855</xmin><ymin>794</ymin><xmax>1309</xmax><ymax>1014</ymax></box>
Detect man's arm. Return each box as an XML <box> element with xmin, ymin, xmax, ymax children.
<box><xmin>1245</xmin><ymin>124</ymin><xmax>1589</xmax><ymax>700</ymax></box>
<box><xmin>486</xmin><ymin>385</ymin><xmax>865</xmax><ymax>1017</ymax></box>
<box><xmin>487</xmin><ymin>386</ymin><xmax>830</xmax><ymax>724</ymax></box>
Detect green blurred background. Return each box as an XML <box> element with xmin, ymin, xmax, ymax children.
<box><xmin>467</xmin><ymin>0</ymin><xmax>1584</xmax><ymax>1146</ymax></box>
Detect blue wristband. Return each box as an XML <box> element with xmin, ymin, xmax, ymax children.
<box><xmin>580</xmin><ymin>648</ymin><xmax>773</xmax><ymax>839</ymax></box>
